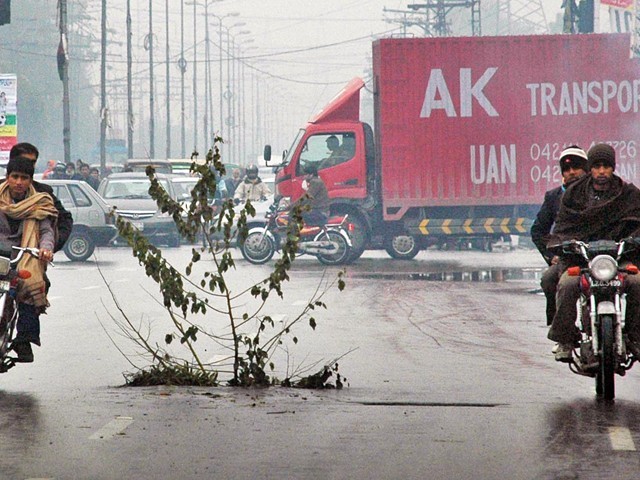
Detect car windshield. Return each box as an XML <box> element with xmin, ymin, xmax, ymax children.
<box><xmin>103</xmin><ymin>178</ymin><xmax>170</xmax><ymax>199</ymax></box>
<box><xmin>172</xmin><ymin>180</ymin><xmax>198</xmax><ymax>200</ymax></box>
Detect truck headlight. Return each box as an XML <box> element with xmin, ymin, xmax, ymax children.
<box><xmin>590</xmin><ymin>255</ymin><xmax>618</xmax><ymax>281</ymax></box>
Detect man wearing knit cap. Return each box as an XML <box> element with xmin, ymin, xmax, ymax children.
<box><xmin>531</xmin><ymin>145</ymin><xmax>588</xmax><ymax>326</ymax></box>
<box><xmin>547</xmin><ymin>143</ymin><xmax>640</xmax><ymax>361</ymax></box>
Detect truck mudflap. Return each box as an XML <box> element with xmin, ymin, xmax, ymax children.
<box><xmin>405</xmin><ymin>217</ymin><xmax>533</xmax><ymax>236</ymax></box>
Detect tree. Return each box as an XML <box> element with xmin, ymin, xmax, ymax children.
<box><xmin>108</xmin><ymin>145</ymin><xmax>347</xmax><ymax>388</ymax></box>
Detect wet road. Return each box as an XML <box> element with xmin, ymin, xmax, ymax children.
<box><xmin>1</xmin><ymin>245</ymin><xmax>640</xmax><ymax>479</ymax></box>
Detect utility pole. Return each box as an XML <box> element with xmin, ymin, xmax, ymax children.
<box><xmin>179</xmin><ymin>0</ymin><xmax>186</xmax><ymax>157</ymax></box>
<box><xmin>165</xmin><ymin>0</ymin><xmax>171</xmax><ymax>159</ymax></box>
<box><xmin>148</xmin><ymin>0</ymin><xmax>155</xmax><ymax>158</ymax></box>
<box><xmin>126</xmin><ymin>0</ymin><xmax>133</xmax><ymax>159</ymax></box>
<box><xmin>100</xmin><ymin>0</ymin><xmax>107</xmax><ymax>169</ymax></box>
<box><xmin>192</xmin><ymin>1</ymin><xmax>198</xmax><ymax>153</ymax></box>
<box><xmin>59</xmin><ymin>0</ymin><xmax>71</xmax><ymax>164</ymax></box>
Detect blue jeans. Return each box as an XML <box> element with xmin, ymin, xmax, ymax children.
<box><xmin>15</xmin><ymin>303</ymin><xmax>40</xmax><ymax>345</ymax></box>
<box><xmin>302</xmin><ymin>210</ymin><xmax>328</xmax><ymax>226</ymax></box>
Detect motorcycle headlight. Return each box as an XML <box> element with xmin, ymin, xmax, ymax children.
<box><xmin>590</xmin><ymin>255</ymin><xmax>618</xmax><ymax>281</ymax></box>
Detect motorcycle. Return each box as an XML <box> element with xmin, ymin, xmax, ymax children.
<box><xmin>550</xmin><ymin>238</ymin><xmax>640</xmax><ymax>400</ymax></box>
<box><xmin>0</xmin><ymin>247</ymin><xmax>49</xmax><ymax>372</ymax></box>
<box><xmin>239</xmin><ymin>200</ymin><xmax>352</xmax><ymax>265</ymax></box>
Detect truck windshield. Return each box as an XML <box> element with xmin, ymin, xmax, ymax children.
<box><xmin>283</xmin><ymin>129</ymin><xmax>305</xmax><ymax>165</ymax></box>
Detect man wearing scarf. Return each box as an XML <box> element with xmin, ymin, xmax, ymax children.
<box><xmin>0</xmin><ymin>157</ymin><xmax>57</xmax><ymax>362</ymax></box>
<box><xmin>547</xmin><ymin>143</ymin><xmax>640</xmax><ymax>361</ymax></box>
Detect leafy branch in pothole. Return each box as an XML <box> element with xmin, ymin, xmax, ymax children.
<box><xmin>102</xmin><ymin>143</ymin><xmax>348</xmax><ymax>387</ymax></box>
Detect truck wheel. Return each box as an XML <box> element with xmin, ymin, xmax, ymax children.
<box><xmin>63</xmin><ymin>231</ymin><xmax>96</xmax><ymax>262</ymax></box>
<box><xmin>385</xmin><ymin>233</ymin><xmax>420</xmax><ymax>260</ymax></box>
<box><xmin>344</xmin><ymin>213</ymin><xmax>369</xmax><ymax>262</ymax></box>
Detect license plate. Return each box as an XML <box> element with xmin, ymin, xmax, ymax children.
<box><xmin>0</xmin><ymin>280</ymin><xmax>10</xmax><ymax>292</ymax></box>
<box><xmin>592</xmin><ymin>279</ymin><xmax>621</xmax><ymax>287</ymax></box>
<box><xmin>132</xmin><ymin>222</ymin><xmax>144</xmax><ymax>231</ymax></box>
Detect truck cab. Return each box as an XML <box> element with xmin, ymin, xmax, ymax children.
<box><xmin>270</xmin><ymin>79</ymin><xmax>376</xmax><ymax>260</ymax></box>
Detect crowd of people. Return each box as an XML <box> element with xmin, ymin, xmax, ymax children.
<box><xmin>41</xmin><ymin>158</ymin><xmax>101</xmax><ymax>190</ymax></box>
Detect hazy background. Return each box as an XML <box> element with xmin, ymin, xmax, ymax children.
<box><xmin>0</xmin><ymin>1</ymin><xmax>571</xmax><ymax>167</ymax></box>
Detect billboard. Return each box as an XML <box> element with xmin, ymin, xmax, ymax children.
<box><xmin>0</xmin><ymin>74</ymin><xmax>17</xmax><ymax>165</ymax></box>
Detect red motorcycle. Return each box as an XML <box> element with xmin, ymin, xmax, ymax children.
<box><xmin>239</xmin><ymin>201</ymin><xmax>352</xmax><ymax>265</ymax></box>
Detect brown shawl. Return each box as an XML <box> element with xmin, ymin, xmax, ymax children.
<box><xmin>549</xmin><ymin>174</ymin><xmax>640</xmax><ymax>245</ymax></box>
<box><xmin>0</xmin><ymin>182</ymin><xmax>58</xmax><ymax>310</ymax></box>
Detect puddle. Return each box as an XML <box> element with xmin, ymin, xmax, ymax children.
<box><xmin>350</xmin><ymin>268</ymin><xmax>543</xmax><ymax>282</ymax></box>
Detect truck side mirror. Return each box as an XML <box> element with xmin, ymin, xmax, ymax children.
<box><xmin>263</xmin><ymin>145</ymin><xmax>272</xmax><ymax>162</ymax></box>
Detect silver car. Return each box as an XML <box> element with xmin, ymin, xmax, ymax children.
<box><xmin>97</xmin><ymin>172</ymin><xmax>181</xmax><ymax>247</ymax></box>
<box><xmin>43</xmin><ymin>179</ymin><xmax>119</xmax><ymax>261</ymax></box>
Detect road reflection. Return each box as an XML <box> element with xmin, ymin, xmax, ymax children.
<box><xmin>543</xmin><ymin>398</ymin><xmax>640</xmax><ymax>478</ymax></box>
<box><xmin>348</xmin><ymin>268</ymin><xmax>543</xmax><ymax>282</ymax></box>
<box><xmin>0</xmin><ymin>391</ymin><xmax>41</xmax><ymax>478</ymax></box>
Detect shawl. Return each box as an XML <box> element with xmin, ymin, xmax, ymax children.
<box><xmin>549</xmin><ymin>174</ymin><xmax>640</xmax><ymax>245</ymax></box>
<box><xmin>0</xmin><ymin>182</ymin><xmax>58</xmax><ymax>311</ymax></box>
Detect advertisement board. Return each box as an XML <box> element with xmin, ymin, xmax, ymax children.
<box><xmin>0</xmin><ymin>74</ymin><xmax>17</xmax><ymax>165</ymax></box>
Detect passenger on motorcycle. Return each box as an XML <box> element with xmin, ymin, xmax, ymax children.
<box><xmin>531</xmin><ymin>146</ymin><xmax>588</xmax><ymax>325</ymax></box>
<box><xmin>293</xmin><ymin>163</ymin><xmax>330</xmax><ymax>226</ymax></box>
<box><xmin>233</xmin><ymin>164</ymin><xmax>271</xmax><ymax>203</ymax></box>
<box><xmin>547</xmin><ymin>143</ymin><xmax>640</xmax><ymax>361</ymax></box>
<box><xmin>0</xmin><ymin>157</ymin><xmax>57</xmax><ymax>363</ymax></box>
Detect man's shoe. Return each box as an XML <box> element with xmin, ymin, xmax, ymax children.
<box><xmin>552</xmin><ymin>343</ymin><xmax>560</xmax><ymax>354</ymax></box>
<box><xmin>11</xmin><ymin>341</ymin><xmax>34</xmax><ymax>363</ymax></box>
<box><xmin>554</xmin><ymin>343</ymin><xmax>574</xmax><ymax>362</ymax></box>
<box><xmin>626</xmin><ymin>338</ymin><xmax>640</xmax><ymax>359</ymax></box>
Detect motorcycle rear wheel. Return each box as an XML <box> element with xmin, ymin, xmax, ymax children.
<box><xmin>317</xmin><ymin>230</ymin><xmax>350</xmax><ymax>266</ymax></box>
<box><xmin>240</xmin><ymin>231</ymin><xmax>275</xmax><ymax>264</ymax></box>
<box><xmin>596</xmin><ymin>314</ymin><xmax>615</xmax><ymax>400</ymax></box>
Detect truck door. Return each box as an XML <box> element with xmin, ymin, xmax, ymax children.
<box><xmin>293</xmin><ymin>128</ymin><xmax>366</xmax><ymax>200</ymax></box>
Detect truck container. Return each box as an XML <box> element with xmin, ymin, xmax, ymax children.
<box><xmin>267</xmin><ymin>33</ymin><xmax>640</xmax><ymax>259</ymax></box>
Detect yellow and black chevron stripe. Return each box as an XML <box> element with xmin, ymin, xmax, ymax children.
<box><xmin>413</xmin><ymin>218</ymin><xmax>532</xmax><ymax>236</ymax></box>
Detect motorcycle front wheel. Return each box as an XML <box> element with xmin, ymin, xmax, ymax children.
<box><xmin>240</xmin><ymin>231</ymin><xmax>276</xmax><ymax>264</ymax></box>
<box><xmin>596</xmin><ymin>314</ymin><xmax>615</xmax><ymax>400</ymax></box>
<box><xmin>317</xmin><ymin>230</ymin><xmax>350</xmax><ymax>266</ymax></box>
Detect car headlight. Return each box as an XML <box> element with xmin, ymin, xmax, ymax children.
<box><xmin>590</xmin><ymin>255</ymin><xmax>618</xmax><ymax>281</ymax></box>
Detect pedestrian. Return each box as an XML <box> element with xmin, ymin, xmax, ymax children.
<box><xmin>224</xmin><ymin>168</ymin><xmax>242</xmax><ymax>198</ymax></box>
<box><xmin>530</xmin><ymin>145</ymin><xmax>587</xmax><ymax>326</ymax></box>
<box><xmin>65</xmin><ymin>162</ymin><xmax>81</xmax><ymax>180</ymax></box>
<box><xmin>0</xmin><ymin>156</ymin><xmax>57</xmax><ymax>363</ymax></box>
<box><xmin>79</xmin><ymin>163</ymin><xmax>99</xmax><ymax>190</ymax></box>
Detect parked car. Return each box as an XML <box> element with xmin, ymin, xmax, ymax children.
<box><xmin>43</xmin><ymin>179</ymin><xmax>119</xmax><ymax>261</ymax></box>
<box><xmin>97</xmin><ymin>172</ymin><xmax>181</xmax><ymax>247</ymax></box>
<box><xmin>124</xmin><ymin>159</ymin><xmax>173</xmax><ymax>174</ymax></box>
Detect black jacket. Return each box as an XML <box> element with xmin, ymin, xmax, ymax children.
<box><xmin>530</xmin><ymin>185</ymin><xmax>563</xmax><ymax>265</ymax></box>
<box><xmin>33</xmin><ymin>180</ymin><xmax>73</xmax><ymax>252</ymax></box>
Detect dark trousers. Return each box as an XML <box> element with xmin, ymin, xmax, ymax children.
<box><xmin>541</xmin><ymin>263</ymin><xmax>563</xmax><ymax>326</ymax></box>
<box><xmin>15</xmin><ymin>303</ymin><xmax>40</xmax><ymax>345</ymax></box>
<box><xmin>302</xmin><ymin>210</ymin><xmax>328</xmax><ymax>226</ymax></box>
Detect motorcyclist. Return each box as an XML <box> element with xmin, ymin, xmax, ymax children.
<box><xmin>531</xmin><ymin>146</ymin><xmax>588</xmax><ymax>326</ymax></box>
<box><xmin>0</xmin><ymin>157</ymin><xmax>57</xmax><ymax>363</ymax></box>
<box><xmin>547</xmin><ymin>143</ymin><xmax>640</xmax><ymax>361</ymax></box>
<box><xmin>234</xmin><ymin>164</ymin><xmax>271</xmax><ymax>203</ymax></box>
<box><xmin>292</xmin><ymin>163</ymin><xmax>330</xmax><ymax>226</ymax></box>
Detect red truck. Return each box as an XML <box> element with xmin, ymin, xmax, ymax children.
<box><xmin>266</xmin><ymin>33</ymin><xmax>640</xmax><ymax>260</ymax></box>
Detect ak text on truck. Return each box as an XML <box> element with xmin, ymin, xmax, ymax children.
<box><xmin>266</xmin><ymin>33</ymin><xmax>640</xmax><ymax>260</ymax></box>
